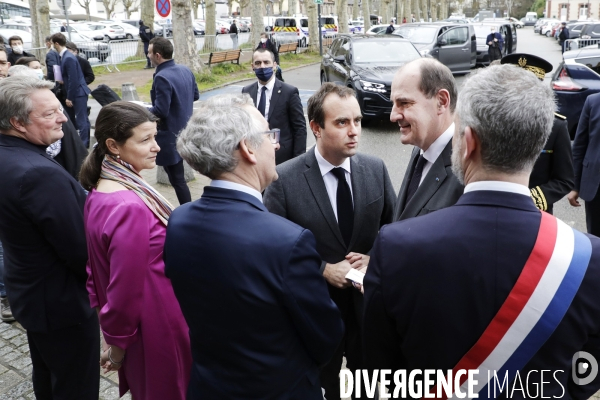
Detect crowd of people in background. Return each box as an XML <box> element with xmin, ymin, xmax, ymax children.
<box><xmin>0</xmin><ymin>27</ymin><xmax>600</xmax><ymax>400</ymax></box>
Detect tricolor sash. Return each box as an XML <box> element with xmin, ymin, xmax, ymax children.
<box><xmin>429</xmin><ymin>212</ymin><xmax>592</xmax><ymax>399</ymax></box>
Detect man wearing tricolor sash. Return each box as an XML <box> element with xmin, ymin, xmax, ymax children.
<box><xmin>363</xmin><ymin>64</ymin><xmax>600</xmax><ymax>399</ymax></box>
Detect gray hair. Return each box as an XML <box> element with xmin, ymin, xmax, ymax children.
<box><xmin>456</xmin><ymin>64</ymin><xmax>555</xmax><ymax>174</ymax></box>
<box><xmin>177</xmin><ymin>94</ymin><xmax>264</xmax><ymax>179</ymax></box>
<box><xmin>8</xmin><ymin>65</ymin><xmax>38</xmax><ymax>78</ymax></box>
<box><xmin>0</xmin><ymin>76</ymin><xmax>55</xmax><ymax>132</ymax></box>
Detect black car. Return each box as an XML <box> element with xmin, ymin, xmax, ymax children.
<box><xmin>320</xmin><ymin>34</ymin><xmax>421</xmax><ymax>121</ymax></box>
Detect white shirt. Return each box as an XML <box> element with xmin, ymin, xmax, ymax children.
<box><xmin>210</xmin><ymin>180</ymin><xmax>263</xmax><ymax>203</ymax></box>
<box><xmin>59</xmin><ymin>48</ymin><xmax>67</xmax><ymax>58</ymax></box>
<box><xmin>464</xmin><ymin>181</ymin><xmax>531</xmax><ymax>197</ymax></box>
<box><xmin>419</xmin><ymin>123</ymin><xmax>454</xmax><ymax>185</ymax></box>
<box><xmin>256</xmin><ymin>77</ymin><xmax>276</xmax><ymax>120</ymax></box>
<box><xmin>314</xmin><ymin>146</ymin><xmax>353</xmax><ymax>222</ymax></box>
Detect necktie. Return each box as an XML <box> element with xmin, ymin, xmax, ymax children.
<box><xmin>257</xmin><ymin>86</ymin><xmax>267</xmax><ymax>117</ymax></box>
<box><xmin>331</xmin><ymin>167</ymin><xmax>354</xmax><ymax>247</ymax></box>
<box><xmin>405</xmin><ymin>153</ymin><xmax>427</xmax><ymax>205</ymax></box>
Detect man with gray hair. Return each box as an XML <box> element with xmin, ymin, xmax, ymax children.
<box><xmin>164</xmin><ymin>94</ymin><xmax>343</xmax><ymax>399</ymax></box>
<box><xmin>390</xmin><ymin>58</ymin><xmax>463</xmax><ymax>222</ymax></box>
<box><xmin>364</xmin><ymin>64</ymin><xmax>600</xmax><ymax>398</ymax></box>
<box><xmin>0</xmin><ymin>76</ymin><xmax>99</xmax><ymax>398</ymax></box>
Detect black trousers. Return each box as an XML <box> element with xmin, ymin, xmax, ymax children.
<box><xmin>143</xmin><ymin>41</ymin><xmax>150</xmax><ymax>66</ymax></box>
<box><xmin>164</xmin><ymin>160</ymin><xmax>191</xmax><ymax>205</ymax></box>
<box><xmin>27</xmin><ymin>312</ymin><xmax>99</xmax><ymax>400</ymax></box>
<box><xmin>585</xmin><ymin>190</ymin><xmax>600</xmax><ymax>237</ymax></box>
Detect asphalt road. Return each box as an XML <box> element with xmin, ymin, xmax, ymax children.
<box><xmin>207</xmin><ymin>26</ymin><xmax>587</xmax><ymax>231</ymax></box>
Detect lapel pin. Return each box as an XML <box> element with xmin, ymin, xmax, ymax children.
<box><xmin>278</xmin><ymin>90</ymin><xmax>281</xmax><ymax>93</ymax></box>
<box><xmin>435</xmin><ymin>177</ymin><xmax>440</xmax><ymax>182</ymax></box>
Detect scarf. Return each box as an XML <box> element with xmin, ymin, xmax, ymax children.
<box><xmin>100</xmin><ymin>155</ymin><xmax>174</xmax><ymax>226</ymax></box>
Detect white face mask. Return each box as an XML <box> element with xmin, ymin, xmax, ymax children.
<box><xmin>12</xmin><ymin>45</ymin><xmax>23</xmax><ymax>54</ymax></box>
<box><xmin>35</xmin><ymin>69</ymin><xmax>44</xmax><ymax>80</ymax></box>
<box><xmin>260</xmin><ymin>38</ymin><xmax>267</xmax><ymax>43</ymax></box>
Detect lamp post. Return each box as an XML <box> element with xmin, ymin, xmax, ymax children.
<box><xmin>427</xmin><ymin>0</ymin><xmax>431</xmax><ymax>21</ymax></box>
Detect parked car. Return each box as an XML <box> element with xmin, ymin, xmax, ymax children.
<box><xmin>472</xmin><ymin>21</ymin><xmax>518</xmax><ymax>65</ymax></box>
<box><xmin>0</xmin><ymin>22</ymin><xmax>31</xmax><ymax>33</ymax></box>
<box><xmin>540</xmin><ymin>19</ymin><xmax>560</xmax><ymax>36</ymax></box>
<box><xmin>0</xmin><ymin>28</ymin><xmax>31</xmax><ymax>48</ymax></box>
<box><xmin>579</xmin><ymin>22</ymin><xmax>600</xmax><ymax>40</ymax></box>
<box><xmin>69</xmin><ymin>31</ymin><xmax>111</xmax><ymax>62</ymax></box>
<box><xmin>215</xmin><ymin>20</ymin><xmax>230</xmax><ymax>35</ymax></box>
<box><xmin>348</xmin><ymin>20</ymin><xmax>365</xmax><ymax>34</ymax></box>
<box><xmin>66</xmin><ymin>23</ymin><xmax>105</xmax><ymax>41</ymax></box>
<box><xmin>392</xmin><ymin>22</ymin><xmax>477</xmax><ymax>73</ymax></box>
<box><xmin>534</xmin><ymin>18</ymin><xmax>551</xmax><ymax>33</ymax></box>
<box><xmin>567</xmin><ymin>21</ymin><xmax>596</xmax><ymax>39</ymax></box>
<box><xmin>367</xmin><ymin>24</ymin><xmax>401</xmax><ymax>35</ymax></box>
<box><xmin>99</xmin><ymin>21</ymin><xmax>139</xmax><ymax>39</ymax></box>
<box><xmin>552</xmin><ymin>44</ymin><xmax>600</xmax><ymax>138</ymax></box>
<box><xmin>320</xmin><ymin>34</ymin><xmax>421</xmax><ymax>121</ymax></box>
<box><xmin>193</xmin><ymin>22</ymin><xmax>205</xmax><ymax>35</ymax></box>
<box><xmin>506</xmin><ymin>17</ymin><xmax>524</xmax><ymax>28</ymax></box>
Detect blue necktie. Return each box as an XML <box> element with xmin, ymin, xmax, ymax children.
<box><xmin>257</xmin><ymin>86</ymin><xmax>267</xmax><ymax>117</ymax></box>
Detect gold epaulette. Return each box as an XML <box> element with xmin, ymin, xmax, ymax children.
<box><xmin>554</xmin><ymin>112</ymin><xmax>567</xmax><ymax>120</ymax></box>
<box><xmin>530</xmin><ymin>186</ymin><xmax>548</xmax><ymax>211</ymax></box>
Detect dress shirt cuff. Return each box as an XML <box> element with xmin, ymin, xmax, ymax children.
<box><xmin>320</xmin><ymin>261</ymin><xmax>327</xmax><ymax>275</ymax></box>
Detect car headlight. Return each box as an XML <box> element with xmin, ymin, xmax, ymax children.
<box><xmin>360</xmin><ymin>80</ymin><xmax>386</xmax><ymax>93</ymax></box>
<box><xmin>420</xmin><ymin>48</ymin><xmax>430</xmax><ymax>56</ymax></box>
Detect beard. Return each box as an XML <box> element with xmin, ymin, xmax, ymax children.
<box><xmin>451</xmin><ymin>135</ymin><xmax>465</xmax><ymax>185</ymax></box>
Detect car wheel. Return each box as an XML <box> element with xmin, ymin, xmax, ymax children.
<box><xmin>104</xmin><ymin>35</ymin><xmax>110</xmax><ymax>42</ymax></box>
<box><xmin>126</xmin><ymin>33</ymin><xmax>133</xmax><ymax>39</ymax></box>
<box><xmin>301</xmin><ymin>37</ymin><xmax>306</xmax><ymax>47</ymax></box>
<box><xmin>320</xmin><ymin>71</ymin><xmax>327</xmax><ymax>84</ymax></box>
<box><xmin>546</xmin><ymin>31</ymin><xmax>551</xmax><ymax>37</ymax></box>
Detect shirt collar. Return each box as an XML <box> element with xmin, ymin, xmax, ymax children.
<box><xmin>464</xmin><ymin>181</ymin><xmax>531</xmax><ymax>197</ymax></box>
<box><xmin>421</xmin><ymin>123</ymin><xmax>454</xmax><ymax>163</ymax></box>
<box><xmin>260</xmin><ymin>76</ymin><xmax>276</xmax><ymax>92</ymax></box>
<box><xmin>210</xmin><ymin>179</ymin><xmax>263</xmax><ymax>203</ymax></box>
<box><xmin>59</xmin><ymin>48</ymin><xmax>67</xmax><ymax>57</ymax></box>
<box><xmin>314</xmin><ymin>146</ymin><xmax>351</xmax><ymax>177</ymax></box>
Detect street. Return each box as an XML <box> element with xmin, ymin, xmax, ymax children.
<box><xmin>0</xmin><ymin>26</ymin><xmax>589</xmax><ymax>400</ymax></box>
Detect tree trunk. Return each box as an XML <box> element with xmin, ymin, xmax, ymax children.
<box><xmin>37</xmin><ymin>0</ymin><xmax>50</xmax><ymax>48</ymax></box>
<box><xmin>29</xmin><ymin>0</ymin><xmax>39</xmax><ymax>49</ymax></box>
<box><xmin>203</xmin><ymin>0</ymin><xmax>216</xmax><ymax>52</ymax></box>
<box><xmin>307</xmin><ymin>0</ymin><xmax>318</xmax><ymax>52</ymax></box>
<box><xmin>363</xmin><ymin>0</ymin><xmax>371</xmax><ymax>30</ymax></box>
<box><xmin>352</xmin><ymin>0</ymin><xmax>359</xmax><ymax>19</ymax></box>
<box><xmin>338</xmin><ymin>0</ymin><xmax>349</xmax><ymax>33</ymax></box>
<box><xmin>289</xmin><ymin>0</ymin><xmax>296</xmax><ymax>15</ymax></box>
<box><xmin>227</xmin><ymin>0</ymin><xmax>233</xmax><ymax>16</ymax></box>
<box><xmin>172</xmin><ymin>0</ymin><xmax>204</xmax><ymax>73</ymax></box>
<box><xmin>250</xmin><ymin>0</ymin><xmax>263</xmax><ymax>47</ymax></box>
<box><xmin>381</xmin><ymin>0</ymin><xmax>390</xmax><ymax>23</ymax></box>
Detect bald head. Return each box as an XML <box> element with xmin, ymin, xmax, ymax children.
<box><xmin>396</xmin><ymin>58</ymin><xmax>457</xmax><ymax>112</ymax></box>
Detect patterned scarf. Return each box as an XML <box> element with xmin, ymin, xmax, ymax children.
<box><xmin>100</xmin><ymin>155</ymin><xmax>174</xmax><ymax>226</ymax></box>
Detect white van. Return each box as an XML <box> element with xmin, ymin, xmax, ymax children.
<box><xmin>273</xmin><ymin>16</ymin><xmax>326</xmax><ymax>47</ymax></box>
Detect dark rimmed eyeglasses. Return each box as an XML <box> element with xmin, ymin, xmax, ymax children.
<box><xmin>264</xmin><ymin>129</ymin><xmax>280</xmax><ymax>144</ymax></box>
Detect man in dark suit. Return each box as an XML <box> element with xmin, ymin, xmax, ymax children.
<box><xmin>569</xmin><ymin>92</ymin><xmax>600</xmax><ymax>236</ymax></box>
<box><xmin>148</xmin><ymin>37</ymin><xmax>199</xmax><ymax>205</ymax></box>
<box><xmin>242</xmin><ymin>48</ymin><xmax>306</xmax><ymax>165</ymax></box>
<box><xmin>51</xmin><ymin>33</ymin><xmax>91</xmax><ymax>148</ymax></box>
<box><xmin>390</xmin><ymin>58</ymin><xmax>463</xmax><ymax>221</ymax></box>
<box><xmin>501</xmin><ymin>53</ymin><xmax>574</xmax><ymax>214</ymax></box>
<box><xmin>165</xmin><ymin>93</ymin><xmax>343</xmax><ymax>399</ymax></box>
<box><xmin>66</xmin><ymin>42</ymin><xmax>95</xmax><ymax>85</ymax></box>
<box><xmin>364</xmin><ymin>64</ymin><xmax>600</xmax><ymax>398</ymax></box>
<box><xmin>45</xmin><ymin>35</ymin><xmax>60</xmax><ymax>81</ymax></box>
<box><xmin>264</xmin><ymin>83</ymin><xmax>395</xmax><ymax>399</ymax></box>
<box><xmin>0</xmin><ymin>76</ymin><xmax>99</xmax><ymax>399</ymax></box>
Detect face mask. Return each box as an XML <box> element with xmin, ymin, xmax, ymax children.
<box><xmin>254</xmin><ymin>67</ymin><xmax>273</xmax><ymax>82</ymax></box>
<box><xmin>35</xmin><ymin>69</ymin><xmax>44</xmax><ymax>80</ymax></box>
<box><xmin>12</xmin><ymin>45</ymin><xmax>23</xmax><ymax>54</ymax></box>
<box><xmin>260</xmin><ymin>38</ymin><xmax>267</xmax><ymax>43</ymax></box>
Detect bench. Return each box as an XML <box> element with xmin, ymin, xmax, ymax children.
<box><xmin>278</xmin><ymin>42</ymin><xmax>298</xmax><ymax>54</ymax></box>
<box><xmin>208</xmin><ymin>49</ymin><xmax>242</xmax><ymax>66</ymax></box>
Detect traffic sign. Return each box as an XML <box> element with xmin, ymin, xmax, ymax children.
<box><xmin>314</xmin><ymin>0</ymin><xmax>323</xmax><ymax>4</ymax></box>
<box><xmin>57</xmin><ymin>0</ymin><xmax>71</xmax><ymax>10</ymax></box>
<box><xmin>156</xmin><ymin>0</ymin><xmax>171</xmax><ymax>17</ymax></box>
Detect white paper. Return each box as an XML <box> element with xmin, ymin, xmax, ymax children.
<box><xmin>345</xmin><ymin>268</ymin><xmax>365</xmax><ymax>285</ymax></box>
<box><xmin>53</xmin><ymin>65</ymin><xmax>63</xmax><ymax>82</ymax></box>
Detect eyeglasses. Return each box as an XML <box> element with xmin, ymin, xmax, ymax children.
<box><xmin>263</xmin><ymin>129</ymin><xmax>280</xmax><ymax>144</ymax></box>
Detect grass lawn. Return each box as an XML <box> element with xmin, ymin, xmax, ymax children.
<box><xmin>97</xmin><ymin>51</ymin><xmax>322</xmax><ymax>102</ymax></box>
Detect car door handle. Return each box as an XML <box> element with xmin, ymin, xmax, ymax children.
<box><xmin>462</xmin><ymin>48</ymin><xmax>469</xmax><ymax>51</ymax></box>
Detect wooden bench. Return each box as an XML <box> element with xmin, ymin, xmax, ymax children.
<box><xmin>208</xmin><ymin>49</ymin><xmax>242</xmax><ymax>66</ymax></box>
<box><xmin>278</xmin><ymin>42</ymin><xmax>298</xmax><ymax>54</ymax></box>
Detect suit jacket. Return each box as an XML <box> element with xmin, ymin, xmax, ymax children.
<box><xmin>263</xmin><ymin>148</ymin><xmax>395</xmax><ymax>313</ymax></box>
<box><xmin>393</xmin><ymin>141</ymin><xmax>464</xmax><ymax>221</ymax></box>
<box><xmin>364</xmin><ymin>190</ymin><xmax>600</xmax><ymax>398</ymax></box>
<box><xmin>0</xmin><ymin>135</ymin><xmax>92</xmax><ymax>332</ymax></box>
<box><xmin>7</xmin><ymin>50</ymin><xmax>34</xmax><ymax>66</ymax></box>
<box><xmin>573</xmin><ymin>92</ymin><xmax>600</xmax><ymax>201</ymax></box>
<box><xmin>242</xmin><ymin>79</ymin><xmax>307</xmax><ymax>165</ymax></box>
<box><xmin>46</xmin><ymin>48</ymin><xmax>60</xmax><ymax>81</ymax></box>
<box><xmin>54</xmin><ymin>111</ymin><xmax>88</xmax><ymax>179</ymax></box>
<box><xmin>164</xmin><ymin>186</ymin><xmax>343</xmax><ymax>399</ymax></box>
<box><xmin>149</xmin><ymin>59</ymin><xmax>200</xmax><ymax>166</ymax></box>
<box><xmin>529</xmin><ymin>114</ymin><xmax>574</xmax><ymax>213</ymax></box>
<box><xmin>60</xmin><ymin>50</ymin><xmax>91</xmax><ymax>101</ymax></box>
<box><xmin>76</xmin><ymin>54</ymin><xmax>95</xmax><ymax>85</ymax></box>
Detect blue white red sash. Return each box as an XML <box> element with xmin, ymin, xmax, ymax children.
<box><xmin>430</xmin><ymin>212</ymin><xmax>592</xmax><ymax>399</ymax></box>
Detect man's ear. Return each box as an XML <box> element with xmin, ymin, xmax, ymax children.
<box><xmin>238</xmin><ymin>138</ymin><xmax>258</xmax><ymax>165</ymax></box>
<box><xmin>463</xmin><ymin>126</ymin><xmax>479</xmax><ymax>161</ymax></box>
<box><xmin>9</xmin><ymin>117</ymin><xmax>26</xmax><ymax>134</ymax></box>
<box><xmin>437</xmin><ymin>89</ymin><xmax>451</xmax><ymax>114</ymax></box>
<box><xmin>309</xmin><ymin>120</ymin><xmax>321</xmax><ymax>138</ymax></box>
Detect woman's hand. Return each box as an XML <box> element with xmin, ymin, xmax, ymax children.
<box><xmin>100</xmin><ymin>345</ymin><xmax>125</xmax><ymax>374</ymax></box>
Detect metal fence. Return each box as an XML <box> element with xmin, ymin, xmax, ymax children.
<box><xmin>565</xmin><ymin>38</ymin><xmax>600</xmax><ymax>52</ymax></box>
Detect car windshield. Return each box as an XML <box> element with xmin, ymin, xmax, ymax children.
<box><xmin>473</xmin><ymin>25</ymin><xmax>495</xmax><ymax>38</ymax></box>
<box><xmin>352</xmin><ymin>41</ymin><xmax>420</xmax><ymax>63</ymax></box>
<box><xmin>75</xmin><ymin>24</ymin><xmax>93</xmax><ymax>31</ymax></box>
<box><xmin>393</xmin><ymin>26</ymin><xmax>437</xmax><ymax>43</ymax></box>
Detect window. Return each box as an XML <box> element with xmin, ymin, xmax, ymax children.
<box><xmin>575</xmin><ymin>56</ymin><xmax>600</xmax><ymax>74</ymax></box>
<box><xmin>441</xmin><ymin>27</ymin><xmax>468</xmax><ymax>45</ymax></box>
<box><xmin>334</xmin><ymin>38</ymin><xmax>349</xmax><ymax>58</ymax></box>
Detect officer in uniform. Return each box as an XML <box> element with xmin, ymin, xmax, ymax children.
<box><xmin>501</xmin><ymin>53</ymin><xmax>574</xmax><ymax>214</ymax></box>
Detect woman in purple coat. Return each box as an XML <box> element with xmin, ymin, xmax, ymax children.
<box><xmin>79</xmin><ymin>102</ymin><xmax>191</xmax><ymax>400</ymax></box>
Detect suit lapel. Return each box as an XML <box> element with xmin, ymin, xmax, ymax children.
<box><xmin>267</xmin><ymin>79</ymin><xmax>282</xmax><ymax>123</ymax></box>
<box><xmin>347</xmin><ymin>157</ymin><xmax>366</xmax><ymax>249</ymax></box>
<box><xmin>401</xmin><ymin>141</ymin><xmax>452</xmax><ymax>218</ymax></box>
<box><xmin>303</xmin><ymin>149</ymin><xmax>347</xmax><ymax>248</ymax></box>
<box><xmin>248</xmin><ymin>82</ymin><xmax>259</xmax><ymax>105</ymax></box>
<box><xmin>394</xmin><ymin>147</ymin><xmax>420</xmax><ymax>220</ymax></box>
